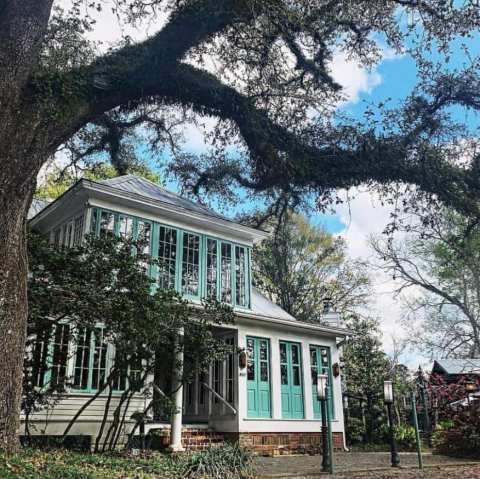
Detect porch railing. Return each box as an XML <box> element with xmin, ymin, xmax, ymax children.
<box><xmin>200</xmin><ymin>382</ymin><xmax>237</xmax><ymax>415</ymax></box>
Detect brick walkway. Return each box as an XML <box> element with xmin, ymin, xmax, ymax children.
<box><xmin>254</xmin><ymin>452</ymin><xmax>479</xmax><ymax>478</ymax></box>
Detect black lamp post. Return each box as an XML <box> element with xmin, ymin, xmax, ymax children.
<box><xmin>384</xmin><ymin>380</ymin><xmax>400</xmax><ymax>468</ymax></box>
<box><xmin>317</xmin><ymin>373</ymin><xmax>332</xmax><ymax>473</ymax></box>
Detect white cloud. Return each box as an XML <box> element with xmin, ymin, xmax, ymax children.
<box><xmin>331</xmin><ymin>189</ymin><xmax>428</xmax><ymax>368</ymax></box>
<box><xmin>330</xmin><ymin>52</ymin><xmax>383</xmax><ymax>103</ymax></box>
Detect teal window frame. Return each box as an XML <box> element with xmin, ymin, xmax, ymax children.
<box><xmin>72</xmin><ymin>325</ymin><xmax>109</xmax><ymax>393</ymax></box>
<box><xmin>310</xmin><ymin>345</ymin><xmax>334</xmax><ymax>420</ymax></box>
<box><xmin>31</xmin><ymin>322</ymin><xmax>71</xmax><ymax>389</ymax></box>
<box><xmin>89</xmin><ymin>207</ymin><xmax>252</xmax><ymax>308</ymax></box>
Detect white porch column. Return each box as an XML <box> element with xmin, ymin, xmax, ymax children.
<box><xmin>270</xmin><ymin>337</ymin><xmax>282</xmax><ymax>419</ymax></box>
<box><xmin>169</xmin><ymin>327</ymin><xmax>185</xmax><ymax>452</ymax></box>
<box><xmin>302</xmin><ymin>341</ymin><xmax>314</xmax><ymax>419</ymax></box>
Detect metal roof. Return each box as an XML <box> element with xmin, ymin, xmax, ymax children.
<box><xmin>433</xmin><ymin>359</ymin><xmax>480</xmax><ymax>375</ymax></box>
<box><xmin>28</xmin><ymin>198</ymin><xmax>50</xmax><ymax>219</ymax></box>
<box><xmin>98</xmin><ymin>175</ymin><xmax>228</xmax><ymax>221</ymax></box>
<box><xmin>250</xmin><ymin>288</ymin><xmax>297</xmax><ymax>322</ymax></box>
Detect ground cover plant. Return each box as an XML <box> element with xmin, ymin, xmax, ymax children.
<box><xmin>0</xmin><ymin>445</ymin><xmax>253</xmax><ymax>479</ymax></box>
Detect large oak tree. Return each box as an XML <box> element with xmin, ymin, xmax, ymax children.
<box><xmin>1</xmin><ymin>0</ymin><xmax>480</xmax><ymax>450</ymax></box>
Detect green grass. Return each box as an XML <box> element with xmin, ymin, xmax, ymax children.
<box><xmin>0</xmin><ymin>446</ymin><xmax>254</xmax><ymax>479</ymax></box>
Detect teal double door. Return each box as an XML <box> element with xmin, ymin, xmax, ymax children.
<box><xmin>310</xmin><ymin>345</ymin><xmax>334</xmax><ymax>419</ymax></box>
<box><xmin>246</xmin><ymin>337</ymin><xmax>271</xmax><ymax>418</ymax></box>
<box><xmin>280</xmin><ymin>341</ymin><xmax>304</xmax><ymax>419</ymax></box>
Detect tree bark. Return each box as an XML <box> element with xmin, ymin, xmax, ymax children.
<box><xmin>0</xmin><ymin>170</ymin><xmax>37</xmax><ymax>451</ymax></box>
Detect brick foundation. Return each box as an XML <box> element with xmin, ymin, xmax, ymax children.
<box><xmin>147</xmin><ymin>427</ymin><xmax>344</xmax><ymax>455</ymax></box>
<box><xmin>225</xmin><ymin>432</ymin><xmax>345</xmax><ymax>456</ymax></box>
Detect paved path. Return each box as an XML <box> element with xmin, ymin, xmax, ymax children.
<box><xmin>254</xmin><ymin>452</ymin><xmax>479</xmax><ymax>478</ymax></box>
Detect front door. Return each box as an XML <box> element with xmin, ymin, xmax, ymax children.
<box><xmin>280</xmin><ymin>341</ymin><xmax>304</xmax><ymax>419</ymax></box>
<box><xmin>310</xmin><ymin>345</ymin><xmax>334</xmax><ymax>419</ymax></box>
<box><xmin>246</xmin><ymin>336</ymin><xmax>271</xmax><ymax>418</ymax></box>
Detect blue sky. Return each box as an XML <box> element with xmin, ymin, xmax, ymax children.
<box><xmin>68</xmin><ymin>4</ymin><xmax>480</xmax><ymax>367</ymax></box>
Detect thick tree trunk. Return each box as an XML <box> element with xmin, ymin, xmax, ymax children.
<box><xmin>0</xmin><ymin>171</ymin><xmax>37</xmax><ymax>451</ymax></box>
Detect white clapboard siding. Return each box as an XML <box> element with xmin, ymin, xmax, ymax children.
<box><xmin>22</xmin><ymin>393</ymin><xmax>147</xmax><ymax>431</ymax></box>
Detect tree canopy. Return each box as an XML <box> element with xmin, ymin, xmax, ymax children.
<box><xmin>372</xmin><ymin>210</ymin><xmax>480</xmax><ymax>359</ymax></box>
<box><xmin>254</xmin><ymin>211</ymin><xmax>370</xmax><ymax>322</ymax></box>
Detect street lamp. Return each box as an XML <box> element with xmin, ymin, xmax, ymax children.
<box><xmin>384</xmin><ymin>380</ymin><xmax>400</xmax><ymax>468</ymax></box>
<box><xmin>317</xmin><ymin>374</ymin><xmax>332</xmax><ymax>473</ymax></box>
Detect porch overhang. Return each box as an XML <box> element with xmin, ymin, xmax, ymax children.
<box><xmin>234</xmin><ymin>311</ymin><xmax>352</xmax><ymax>339</ymax></box>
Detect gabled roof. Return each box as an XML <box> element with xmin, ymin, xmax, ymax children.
<box><xmin>433</xmin><ymin>359</ymin><xmax>480</xmax><ymax>375</ymax></box>
<box><xmin>97</xmin><ymin>175</ymin><xmax>228</xmax><ymax>221</ymax></box>
<box><xmin>28</xmin><ymin>198</ymin><xmax>50</xmax><ymax>220</ymax></box>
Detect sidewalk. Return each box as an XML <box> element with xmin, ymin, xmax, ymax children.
<box><xmin>254</xmin><ymin>452</ymin><xmax>480</xmax><ymax>478</ymax></box>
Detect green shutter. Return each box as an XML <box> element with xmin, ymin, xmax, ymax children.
<box><xmin>246</xmin><ymin>336</ymin><xmax>271</xmax><ymax>418</ymax></box>
<box><xmin>280</xmin><ymin>341</ymin><xmax>304</xmax><ymax>419</ymax></box>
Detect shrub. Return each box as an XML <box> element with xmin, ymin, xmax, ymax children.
<box><xmin>346</xmin><ymin>417</ymin><xmax>365</xmax><ymax>445</ymax></box>
<box><xmin>178</xmin><ymin>444</ymin><xmax>254</xmax><ymax>479</ymax></box>
<box><xmin>378</xmin><ymin>423</ymin><xmax>418</xmax><ymax>451</ymax></box>
<box><xmin>394</xmin><ymin>425</ymin><xmax>417</xmax><ymax>451</ymax></box>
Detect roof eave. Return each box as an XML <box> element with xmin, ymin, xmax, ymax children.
<box><xmin>83</xmin><ymin>179</ymin><xmax>269</xmax><ymax>243</ymax></box>
<box><xmin>236</xmin><ymin>310</ymin><xmax>352</xmax><ymax>337</ymax></box>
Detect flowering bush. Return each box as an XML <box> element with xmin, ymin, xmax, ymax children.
<box><xmin>428</xmin><ymin>374</ymin><xmax>480</xmax><ymax>458</ymax></box>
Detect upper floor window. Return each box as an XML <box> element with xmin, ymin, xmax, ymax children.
<box><xmin>99</xmin><ymin>211</ymin><xmax>115</xmax><ymax>237</ymax></box>
<box><xmin>206</xmin><ymin>239</ymin><xmax>217</xmax><ymax>299</ymax></box>
<box><xmin>158</xmin><ymin>226</ymin><xmax>177</xmax><ymax>290</ymax></box>
<box><xmin>182</xmin><ymin>232</ymin><xmax>200</xmax><ymax>296</ymax></box>
<box><xmin>89</xmin><ymin>207</ymin><xmax>252</xmax><ymax>308</ymax></box>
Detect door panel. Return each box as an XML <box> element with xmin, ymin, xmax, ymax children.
<box><xmin>246</xmin><ymin>336</ymin><xmax>271</xmax><ymax>418</ymax></box>
<box><xmin>310</xmin><ymin>345</ymin><xmax>334</xmax><ymax>419</ymax></box>
<box><xmin>280</xmin><ymin>341</ymin><xmax>304</xmax><ymax>419</ymax></box>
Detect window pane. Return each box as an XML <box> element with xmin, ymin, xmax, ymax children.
<box><xmin>182</xmin><ymin>233</ymin><xmax>200</xmax><ymax>296</ymax></box>
<box><xmin>90</xmin><ymin>210</ymin><xmax>98</xmax><ymax>234</ymax></box>
<box><xmin>53</xmin><ymin>229</ymin><xmax>61</xmax><ymax>248</ymax></box>
<box><xmin>73</xmin><ymin>215</ymin><xmax>84</xmax><ymax>245</ymax></box>
<box><xmin>260</xmin><ymin>362</ymin><xmax>269</xmax><ymax>382</ymax></box>
<box><xmin>137</xmin><ymin>221</ymin><xmax>151</xmax><ymax>255</ymax></box>
<box><xmin>99</xmin><ymin>211</ymin><xmax>115</xmax><ymax>237</ymax></box>
<box><xmin>220</xmin><ymin>243</ymin><xmax>232</xmax><ymax>303</ymax></box>
<box><xmin>281</xmin><ymin>364</ymin><xmax>288</xmax><ymax>385</ymax></box>
<box><xmin>31</xmin><ymin>325</ymin><xmax>52</xmax><ymax>388</ymax></box>
<box><xmin>293</xmin><ymin>366</ymin><xmax>301</xmax><ymax>386</ymax></box>
<box><xmin>235</xmin><ymin>246</ymin><xmax>247</xmax><ymax>306</ymax></box>
<box><xmin>291</xmin><ymin>344</ymin><xmax>299</xmax><ymax>365</ymax></box>
<box><xmin>64</xmin><ymin>223</ymin><xmax>73</xmax><ymax>248</ymax></box>
<box><xmin>50</xmin><ymin>324</ymin><xmax>70</xmax><ymax>387</ymax></box>
<box><xmin>157</xmin><ymin>226</ymin><xmax>177</xmax><ymax>290</ymax></box>
<box><xmin>280</xmin><ymin>343</ymin><xmax>287</xmax><ymax>364</ymax></box>
<box><xmin>206</xmin><ymin>239</ymin><xmax>217</xmax><ymax>299</ymax></box>
<box><xmin>91</xmin><ymin>328</ymin><xmax>108</xmax><ymax>390</ymax></box>
<box><xmin>118</xmin><ymin>216</ymin><xmax>134</xmax><ymax>239</ymax></box>
<box><xmin>310</xmin><ymin>348</ymin><xmax>317</xmax><ymax>367</ymax></box>
<box><xmin>73</xmin><ymin>328</ymin><xmax>92</xmax><ymax>390</ymax></box>
<box><xmin>247</xmin><ymin>339</ymin><xmax>255</xmax><ymax>381</ymax></box>
<box><xmin>260</xmin><ymin>341</ymin><xmax>268</xmax><ymax>361</ymax></box>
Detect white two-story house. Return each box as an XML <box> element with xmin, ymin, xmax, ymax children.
<box><xmin>27</xmin><ymin>174</ymin><xmax>349</xmax><ymax>453</ymax></box>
